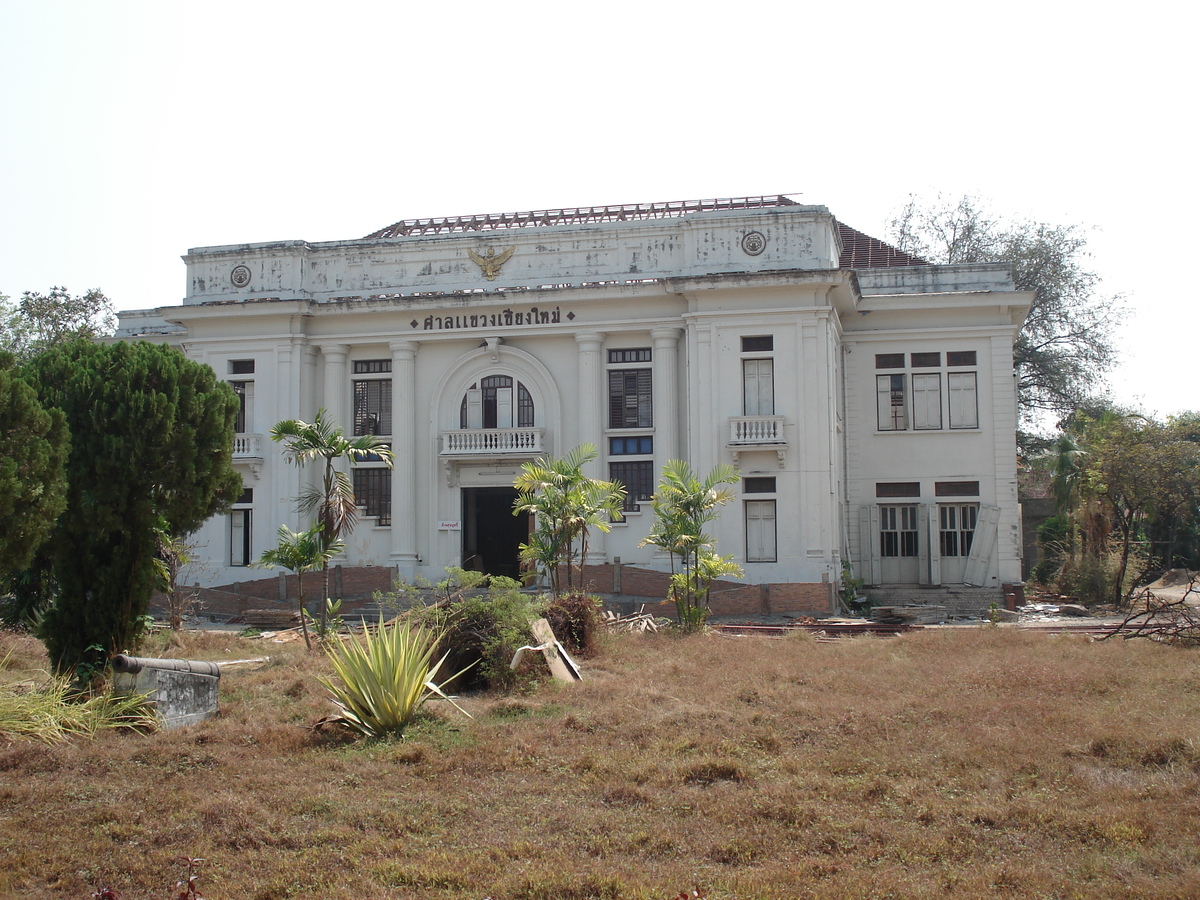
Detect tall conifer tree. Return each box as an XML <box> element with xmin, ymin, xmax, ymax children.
<box><xmin>0</xmin><ymin>351</ymin><xmax>68</xmax><ymax>573</ymax></box>
<box><xmin>23</xmin><ymin>341</ymin><xmax>241</xmax><ymax>674</ymax></box>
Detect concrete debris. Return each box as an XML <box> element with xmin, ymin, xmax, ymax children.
<box><xmin>1020</xmin><ymin>602</ymin><xmax>1091</xmax><ymax>620</ymax></box>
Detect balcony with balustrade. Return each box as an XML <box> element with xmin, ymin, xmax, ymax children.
<box><xmin>232</xmin><ymin>433</ymin><xmax>265</xmax><ymax>478</ymax></box>
<box><xmin>726</xmin><ymin>416</ymin><xmax>788</xmax><ymax>467</ymax></box>
<box><xmin>440</xmin><ymin>427</ymin><xmax>547</xmax><ymax>460</ymax></box>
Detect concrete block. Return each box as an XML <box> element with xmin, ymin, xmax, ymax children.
<box><xmin>114</xmin><ymin>668</ymin><xmax>219</xmax><ymax>730</ymax></box>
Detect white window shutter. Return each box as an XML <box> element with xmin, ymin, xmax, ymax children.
<box><xmin>964</xmin><ymin>504</ymin><xmax>1000</xmax><ymax>585</ymax></box>
<box><xmin>912</xmin><ymin>374</ymin><xmax>942</xmax><ymax>430</ymax></box>
<box><xmin>927</xmin><ymin>504</ymin><xmax>942</xmax><ymax>585</ymax></box>
<box><xmin>466</xmin><ymin>389</ymin><xmax>483</xmax><ymax>429</ymax></box>
<box><xmin>230</xmin><ymin>511</ymin><xmax>247</xmax><ymax>567</ymax></box>
<box><xmin>497</xmin><ymin>387</ymin><xmax>514</xmax><ymax>428</ymax></box>
<box><xmin>744</xmin><ymin>359</ymin><xmax>774</xmax><ymax>416</ymax></box>
<box><xmin>917</xmin><ymin>503</ymin><xmax>930</xmax><ymax>584</ymax></box>
<box><xmin>745</xmin><ymin>500</ymin><xmax>777</xmax><ymax>562</ymax></box>
<box><xmin>949</xmin><ymin>372</ymin><xmax>978</xmax><ymax>429</ymax></box>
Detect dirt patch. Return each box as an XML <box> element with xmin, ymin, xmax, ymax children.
<box><xmin>1146</xmin><ymin>568</ymin><xmax>1196</xmax><ymax>589</ymax></box>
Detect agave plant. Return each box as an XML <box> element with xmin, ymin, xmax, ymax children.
<box><xmin>319</xmin><ymin>618</ymin><xmax>472</xmax><ymax>737</ymax></box>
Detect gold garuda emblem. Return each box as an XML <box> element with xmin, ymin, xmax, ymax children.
<box><xmin>468</xmin><ymin>245</ymin><xmax>515</xmax><ymax>281</ymax></box>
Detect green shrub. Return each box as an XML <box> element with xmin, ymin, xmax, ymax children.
<box><xmin>1056</xmin><ymin>550</ymin><xmax>1119</xmax><ymax>604</ymax></box>
<box><xmin>414</xmin><ymin>575</ymin><xmax>545</xmax><ymax>692</ymax></box>
<box><xmin>1032</xmin><ymin>515</ymin><xmax>1070</xmax><ymax>585</ymax></box>
<box><xmin>545</xmin><ymin>592</ymin><xmax>602</xmax><ymax>655</ymax></box>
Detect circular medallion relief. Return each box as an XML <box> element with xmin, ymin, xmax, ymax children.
<box><xmin>741</xmin><ymin>231</ymin><xmax>767</xmax><ymax>256</ymax></box>
<box><xmin>231</xmin><ymin>265</ymin><xmax>252</xmax><ymax>288</ymax></box>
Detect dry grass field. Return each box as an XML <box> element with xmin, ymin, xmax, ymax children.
<box><xmin>2</xmin><ymin>624</ymin><xmax>1200</xmax><ymax>900</ymax></box>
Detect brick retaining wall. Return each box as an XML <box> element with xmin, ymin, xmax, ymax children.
<box><xmin>152</xmin><ymin>563</ymin><xmax>833</xmax><ymax>621</ymax></box>
<box><xmin>150</xmin><ymin>565</ymin><xmax>397</xmax><ymax>620</ymax></box>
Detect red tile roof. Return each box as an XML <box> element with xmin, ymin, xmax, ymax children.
<box><xmin>364</xmin><ymin>197</ymin><xmax>929</xmax><ymax>269</ymax></box>
<box><xmin>838</xmin><ymin>224</ymin><xmax>929</xmax><ymax>269</ymax></box>
<box><xmin>364</xmin><ymin>196</ymin><xmax>802</xmax><ymax>240</ymax></box>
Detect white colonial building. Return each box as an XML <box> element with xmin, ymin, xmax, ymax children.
<box><xmin>116</xmin><ymin>196</ymin><xmax>1031</xmax><ymax>607</ymax></box>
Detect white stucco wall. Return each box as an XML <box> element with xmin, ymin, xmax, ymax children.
<box><xmin>117</xmin><ymin>201</ymin><xmax>1030</xmax><ymax>592</ymax></box>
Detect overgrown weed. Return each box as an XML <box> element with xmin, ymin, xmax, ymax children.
<box><xmin>1</xmin><ymin>628</ymin><xmax>1199</xmax><ymax>897</ymax></box>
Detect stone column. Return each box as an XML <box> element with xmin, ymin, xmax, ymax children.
<box><xmin>651</xmin><ymin>327</ymin><xmax>681</xmax><ymax>563</ymax></box>
<box><xmin>575</xmin><ymin>332</ymin><xmax>606</xmax><ymax>564</ymax></box>
<box><xmin>390</xmin><ymin>339</ymin><xmax>419</xmax><ymax>577</ymax></box>
<box><xmin>652</xmin><ymin>327</ymin><xmax>681</xmax><ymax>467</ymax></box>
<box><xmin>319</xmin><ymin>344</ymin><xmax>350</xmax><ymax>428</ymax></box>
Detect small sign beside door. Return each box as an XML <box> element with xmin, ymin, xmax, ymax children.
<box><xmin>438</xmin><ymin>520</ymin><xmax>461</xmax><ymax>531</ymax></box>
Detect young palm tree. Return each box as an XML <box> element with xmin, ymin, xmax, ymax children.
<box><xmin>254</xmin><ymin>524</ymin><xmax>345</xmax><ymax>650</ymax></box>
<box><xmin>513</xmin><ymin>444</ymin><xmax>625</xmax><ymax>597</ymax></box>
<box><xmin>271</xmin><ymin>409</ymin><xmax>394</xmax><ymax>622</ymax></box>
<box><xmin>640</xmin><ymin>460</ymin><xmax>742</xmax><ymax>630</ymax></box>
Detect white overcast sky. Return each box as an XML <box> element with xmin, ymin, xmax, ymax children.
<box><xmin>1</xmin><ymin>1</ymin><xmax>1195</xmax><ymax>419</ymax></box>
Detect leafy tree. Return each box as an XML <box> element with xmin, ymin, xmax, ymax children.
<box><xmin>154</xmin><ymin>531</ymin><xmax>199</xmax><ymax>632</ymax></box>
<box><xmin>639</xmin><ymin>460</ymin><xmax>742</xmax><ymax>631</ymax></box>
<box><xmin>889</xmin><ymin>195</ymin><xmax>1123</xmax><ymax>443</ymax></box>
<box><xmin>0</xmin><ymin>548</ymin><xmax>56</xmax><ymax>628</ymax></box>
<box><xmin>22</xmin><ymin>340</ymin><xmax>241</xmax><ymax>675</ymax></box>
<box><xmin>270</xmin><ymin>409</ymin><xmax>394</xmax><ymax>622</ymax></box>
<box><xmin>0</xmin><ymin>288</ymin><xmax>116</xmax><ymax>360</ymax></box>
<box><xmin>513</xmin><ymin>444</ymin><xmax>626</xmax><ymax>598</ymax></box>
<box><xmin>0</xmin><ymin>352</ymin><xmax>68</xmax><ymax>574</ymax></box>
<box><xmin>1081</xmin><ymin>414</ymin><xmax>1200</xmax><ymax>605</ymax></box>
<box><xmin>254</xmin><ymin>524</ymin><xmax>344</xmax><ymax>651</ymax></box>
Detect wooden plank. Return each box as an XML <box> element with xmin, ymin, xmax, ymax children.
<box><xmin>530</xmin><ymin>618</ymin><xmax>582</xmax><ymax>682</ymax></box>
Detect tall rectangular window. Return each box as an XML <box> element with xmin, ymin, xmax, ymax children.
<box><xmin>230</xmin><ymin>381</ymin><xmax>253</xmax><ymax>433</ymax></box>
<box><xmin>745</xmin><ymin>500</ymin><xmax>777</xmax><ymax>562</ymax></box>
<box><xmin>939</xmin><ymin>504</ymin><xmax>977</xmax><ymax>557</ymax></box>
<box><xmin>948</xmin><ymin>372</ymin><xmax>979</xmax><ymax>429</ymax></box>
<box><xmin>229</xmin><ymin>508</ymin><xmax>252</xmax><ymax>567</ymax></box>
<box><xmin>873</xmin><ymin>349</ymin><xmax>979</xmax><ymax>432</ymax></box>
<box><xmin>877</xmin><ymin>374</ymin><xmax>907</xmax><ymax>431</ymax></box>
<box><xmin>911</xmin><ymin>373</ymin><xmax>942</xmax><ymax>430</ymax></box>
<box><xmin>743</xmin><ymin>359</ymin><xmax>775</xmax><ymax>416</ymax></box>
<box><xmin>353</xmin><ymin>379</ymin><xmax>392</xmax><ymax>435</ymax></box>
<box><xmin>353</xmin><ymin>468</ymin><xmax>392</xmax><ymax>525</ymax></box>
<box><xmin>608</xmin><ymin>369</ymin><xmax>652</xmax><ymax>429</ymax></box>
<box><xmin>610</xmin><ymin>460</ymin><xmax>655</xmax><ymax>513</ymax></box>
<box><xmin>880</xmin><ymin>505</ymin><xmax>919</xmax><ymax>558</ymax></box>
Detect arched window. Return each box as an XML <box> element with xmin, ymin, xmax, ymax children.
<box><xmin>460</xmin><ymin>375</ymin><xmax>535</xmax><ymax>428</ymax></box>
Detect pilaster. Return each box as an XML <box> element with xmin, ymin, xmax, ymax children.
<box><xmin>390</xmin><ymin>339</ymin><xmax>420</xmax><ymax>577</ymax></box>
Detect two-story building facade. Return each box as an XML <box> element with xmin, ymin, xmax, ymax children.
<box><xmin>115</xmin><ymin>196</ymin><xmax>1032</xmax><ymax>606</ymax></box>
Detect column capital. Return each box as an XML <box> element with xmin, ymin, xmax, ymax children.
<box><xmin>575</xmin><ymin>331</ymin><xmax>606</xmax><ymax>351</ymax></box>
<box><xmin>389</xmin><ymin>339</ymin><xmax>418</xmax><ymax>359</ymax></box>
<box><xmin>316</xmin><ymin>342</ymin><xmax>351</xmax><ymax>360</ymax></box>
<box><xmin>651</xmin><ymin>326</ymin><xmax>681</xmax><ymax>346</ymax></box>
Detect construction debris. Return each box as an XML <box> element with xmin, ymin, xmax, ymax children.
<box><xmin>239</xmin><ymin>609</ymin><xmax>301</xmax><ymax>628</ymax></box>
<box><xmin>603</xmin><ymin>610</ymin><xmax>662</xmax><ymax>633</ymax></box>
<box><xmin>1099</xmin><ymin>583</ymin><xmax>1200</xmax><ymax>645</ymax></box>
<box><xmin>510</xmin><ymin>618</ymin><xmax>582</xmax><ymax>682</ymax></box>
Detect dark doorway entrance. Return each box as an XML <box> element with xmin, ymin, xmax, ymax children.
<box><xmin>462</xmin><ymin>487</ymin><xmax>529</xmax><ymax>580</ymax></box>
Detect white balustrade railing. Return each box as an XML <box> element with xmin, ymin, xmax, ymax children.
<box><xmin>441</xmin><ymin>427</ymin><xmax>545</xmax><ymax>455</ymax></box>
<box><xmin>233</xmin><ymin>433</ymin><xmax>263</xmax><ymax>458</ymax></box>
<box><xmin>728</xmin><ymin>416</ymin><xmax>786</xmax><ymax>444</ymax></box>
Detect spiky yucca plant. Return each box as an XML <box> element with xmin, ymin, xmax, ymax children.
<box><xmin>319</xmin><ymin>618</ymin><xmax>472</xmax><ymax>737</ymax></box>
